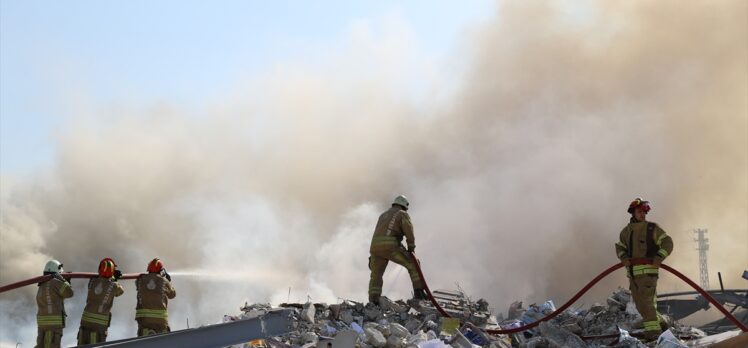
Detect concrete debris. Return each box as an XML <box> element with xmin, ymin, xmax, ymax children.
<box><xmin>301</xmin><ymin>302</ymin><xmax>316</xmax><ymax>324</ymax></box>
<box><xmin>655</xmin><ymin>330</ymin><xmax>687</xmax><ymax>348</ymax></box>
<box><xmin>614</xmin><ymin>328</ymin><xmax>647</xmax><ymax>348</ymax></box>
<box><xmin>419</xmin><ymin>339</ymin><xmax>451</xmax><ymax>348</ymax></box>
<box><xmin>519</xmin><ymin>337</ymin><xmax>547</xmax><ymax>348</ymax></box>
<box><xmin>450</xmin><ymin>330</ymin><xmax>481</xmax><ymax>348</ymax></box>
<box><xmin>239</xmin><ymin>302</ymin><xmax>273</xmax><ymax>319</ymax></box>
<box><xmin>538</xmin><ymin>321</ymin><xmax>587</xmax><ymax>348</ymax></box>
<box><xmin>365</xmin><ymin>327</ymin><xmax>387</xmax><ymax>347</ymax></box>
<box><xmin>224</xmin><ymin>287</ymin><xmax>731</xmax><ymax>348</ymax></box>
<box><xmin>408</xmin><ymin>332</ymin><xmax>429</xmax><ymax>345</ymax></box>
<box><xmin>687</xmin><ymin>330</ymin><xmax>748</xmax><ymax>348</ymax></box>
<box><xmin>391</xmin><ymin>322</ymin><xmax>410</xmax><ymax>338</ymax></box>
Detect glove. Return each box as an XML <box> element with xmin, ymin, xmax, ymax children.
<box><xmin>621</xmin><ymin>259</ymin><xmax>631</xmax><ymax>267</ymax></box>
<box><xmin>162</xmin><ymin>270</ymin><xmax>172</xmax><ymax>282</ymax></box>
<box><xmin>652</xmin><ymin>259</ymin><xmax>662</xmax><ymax>268</ymax></box>
<box><xmin>407</xmin><ymin>245</ymin><xmax>415</xmax><ymax>253</ymax></box>
<box><xmin>113</xmin><ymin>270</ymin><xmax>123</xmax><ymax>280</ymax></box>
<box><xmin>54</xmin><ymin>273</ymin><xmax>69</xmax><ymax>283</ymax></box>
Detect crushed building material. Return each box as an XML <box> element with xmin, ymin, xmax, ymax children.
<box><xmin>223</xmin><ymin>287</ymin><xmax>740</xmax><ymax>348</ymax></box>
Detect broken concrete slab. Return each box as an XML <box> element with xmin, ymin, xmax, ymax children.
<box><xmin>366</xmin><ymin>327</ymin><xmax>387</xmax><ymax>347</ymax></box>
<box><xmin>223</xmin><ymin>286</ymin><xmax>734</xmax><ymax>348</ymax></box>
<box><xmin>390</xmin><ymin>322</ymin><xmax>410</xmax><ymax>338</ymax></box>
<box><xmin>655</xmin><ymin>329</ymin><xmax>687</xmax><ymax>348</ymax></box>
<box><xmin>302</xmin><ymin>302</ymin><xmax>316</xmax><ymax>324</ymax></box>
<box><xmin>538</xmin><ymin>321</ymin><xmax>587</xmax><ymax>348</ymax></box>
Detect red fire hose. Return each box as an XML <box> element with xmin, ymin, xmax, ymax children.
<box><xmin>0</xmin><ymin>272</ymin><xmax>144</xmax><ymax>294</ymax></box>
<box><xmin>2</xmin><ymin>258</ymin><xmax>746</xmax><ymax>338</ymax></box>
<box><xmin>410</xmin><ymin>253</ymin><xmax>748</xmax><ymax>335</ymax></box>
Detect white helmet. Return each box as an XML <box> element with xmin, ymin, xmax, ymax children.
<box><xmin>393</xmin><ymin>195</ymin><xmax>410</xmax><ymax>209</ymax></box>
<box><xmin>44</xmin><ymin>260</ymin><xmax>63</xmax><ymax>274</ymax></box>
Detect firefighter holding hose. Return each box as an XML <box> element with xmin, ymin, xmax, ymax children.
<box><xmin>135</xmin><ymin>258</ymin><xmax>176</xmax><ymax>336</ymax></box>
<box><xmin>77</xmin><ymin>258</ymin><xmax>124</xmax><ymax>345</ymax></box>
<box><xmin>36</xmin><ymin>260</ymin><xmax>73</xmax><ymax>348</ymax></box>
<box><xmin>615</xmin><ymin>198</ymin><xmax>674</xmax><ymax>341</ymax></box>
<box><xmin>368</xmin><ymin>195</ymin><xmax>427</xmax><ymax>306</ymax></box>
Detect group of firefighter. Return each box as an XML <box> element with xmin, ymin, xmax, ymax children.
<box><xmin>35</xmin><ymin>257</ymin><xmax>175</xmax><ymax>347</ymax></box>
<box><xmin>367</xmin><ymin>195</ymin><xmax>674</xmax><ymax>342</ymax></box>
<box><xmin>34</xmin><ymin>195</ymin><xmax>673</xmax><ymax>347</ymax></box>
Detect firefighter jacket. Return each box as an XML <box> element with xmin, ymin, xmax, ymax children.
<box><xmin>37</xmin><ymin>277</ymin><xmax>74</xmax><ymax>328</ymax></box>
<box><xmin>135</xmin><ymin>273</ymin><xmax>176</xmax><ymax>323</ymax></box>
<box><xmin>615</xmin><ymin>220</ymin><xmax>674</xmax><ymax>277</ymax></box>
<box><xmin>80</xmin><ymin>277</ymin><xmax>124</xmax><ymax>328</ymax></box>
<box><xmin>370</xmin><ymin>206</ymin><xmax>415</xmax><ymax>253</ymax></box>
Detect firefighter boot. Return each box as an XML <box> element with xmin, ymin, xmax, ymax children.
<box><xmin>413</xmin><ymin>288</ymin><xmax>427</xmax><ymax>300</ymax></box>
<box><xmin>643</xmin><ymin>330</ymin><xmax>662</xmax><ymax>342</ymax></box>
<box><xmin>368</xmin><ymin>295</ymin><xmax>380</xmax><ymax>306</ymax></box>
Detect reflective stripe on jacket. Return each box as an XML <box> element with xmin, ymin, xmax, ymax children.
<box><xmin>135</xmin><ymin>308</ymin><xmax>169</xmax><ymax>319</ymax></box>
<box><xmin>81</xmin><ymin>311</ymin><xmax>110</xmax><ymax>326</ymax></box>
<box><xmin>615</xmin><ymin>220</ymin><xmax>674</xmax><ymax>277</ymax></box>
<box><xmin>135</xmin><ymin>273</ymin><xmax>176</xmax><ymax>323</ymax></box>
<box><xmin>81</xmin><ymin>277</ymin><xmax>124</xmax><ymax>328</ymax></box>
<box><xmin>36</xmin><ymin>278</ymin><xmax>74</xmax><ymax>328</ymax></box>
<box><xmin>370</xmin><ymin>206</ymin><xmax>415</xmax><ymax>252</ymax></box>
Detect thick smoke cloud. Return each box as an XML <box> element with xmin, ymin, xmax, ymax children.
<box><xmin>1</xmin><ymin>1</ymin><xmax>746</xmax><ymax>346</ymax></box>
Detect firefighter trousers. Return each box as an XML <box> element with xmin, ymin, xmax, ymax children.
<box><xmin>137</xmin><ymin>319</ymin><xmax>170</xmax><ymax>337</ymax></box>
<box><xmin>368</xmin><ymin>246</ymin><xmax>424</xmax><ymax>302</ymax></box>
<box><xmin>35</xmin><ymin>328</ymin><xmax>62</xmax><ymax>348</ymax></box>
<box><xmin>78</xmin><ymin>324</ymin><xmax>108</xmax><ymax>345</ymax></box>
<box><xmin>629</xmin><ymin>275</ymin><xmax>663</xmax><ymax>334</ymax></box>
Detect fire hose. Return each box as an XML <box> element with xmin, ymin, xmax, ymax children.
<box><xmin>2</xmin><ymin>258</ymin><xmax>746</xmax><ymax>340</ymax></box>
<box><xmin>409</xmin><ymin>253</ymin><xmax>748</xmax><ymax>338</ymax></box>
<box><xmin>0</xmin><ymin>273</ymin><xmax>144</xmax><ymax>293</ymax></box>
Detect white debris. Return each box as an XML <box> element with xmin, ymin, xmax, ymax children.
<box><xmin>656</xmin><ymin>330</ymin><xmax>688</xmax><ymax>348</ymax></box>
<box><xmin>417</xmin><ymin>339</ymin><xmax>450</xmax><ymax>348</ymax></box>
<box><xmin>301</xmin><ymin>302</ymin><xmax>316</xmax><ymax>324</ymax></box>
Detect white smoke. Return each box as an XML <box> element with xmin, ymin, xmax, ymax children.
<box><xmin>1</xmin><ymin>1</ymin><xmax>746</xmax><ymax>346</ymax></box>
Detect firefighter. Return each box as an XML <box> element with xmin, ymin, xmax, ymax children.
<box><xmin>77</xmin><ymin>258</ymin><xmax>125</xmax><ymax>345</ymax></box>
<box><xmin>135</xmin><ymin>258</ymin><xmax>176</xmax><ymax>336</ymax></box>
<box><xmin>36</xmin><ymin>260</ymin><xmax>73</xmax><ymax>348</ymax></box>
<box><xmin>368</xmin><ymin>195</ymin><xmax>427</xmax><ymax>305</ymax></box>
<box><xmin>615</xmin><ymin>198</ymin><xmax>674</xmax><ymax>341</ymax></box>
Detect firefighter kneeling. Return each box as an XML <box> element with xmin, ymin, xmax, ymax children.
<box><xmin>77</xmin><ymin>258</ymin><xmax>124</xmax><ymax>345</ymax></box>
<box><xmin>135</xmin><ymin>258</ymin><xmax>176</xmax><ymax>336</ymax></box>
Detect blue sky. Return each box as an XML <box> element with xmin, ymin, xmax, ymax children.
<box><xmin>0</xmin><ymin>1</ymin><xmax>495</xmax><ymax>174</ymax></box>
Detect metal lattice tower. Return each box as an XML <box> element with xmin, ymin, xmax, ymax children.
<box><xmin>693</xmin><ymin>229</ymin><xmax>710</xmax><ymax>289</ymax></box>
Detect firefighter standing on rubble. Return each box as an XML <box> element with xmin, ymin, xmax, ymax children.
<box><xmin>36</xmin><ymin>260</ymin><xmax>74</xmax><ymax>348</ymax></box>
<box><xmin>368</xmin><ymin>195</ymin><xmax>427</xmax><ymax>305</ymax></box>
<box><xmin>615</xmin><ymin>198</ymin><xmax>674</xmax><ymax>341</ymax></box>
<box><xmin>77</xmin><ymin>258</ymin><xmax>125</xmax><ymax>345</ymax></box>
<box><xmin>135</xmin><ymin>258</ymin><xmax>176</xmax><ymax>336</ymax></box>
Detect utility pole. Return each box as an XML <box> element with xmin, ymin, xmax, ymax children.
<box><xmin>693</xmin><ymin>229</ymin><xmax>710</xmax><ymax>289</ymax></box>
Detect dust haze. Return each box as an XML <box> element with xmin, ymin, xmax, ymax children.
<box><xmin>1</xmin><ymin>1</ymin><xmax>746</xmax><ymax>345</ymax></box>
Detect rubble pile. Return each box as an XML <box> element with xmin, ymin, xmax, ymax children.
<box><xmin>223</xmin><ymin>288</ymin><xmax>708</xmax><ymax>348</ymax></box>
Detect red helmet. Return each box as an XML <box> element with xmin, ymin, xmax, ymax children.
<box><xmin>147</xmin><ymin>258</ymin><xmax>164</xmax><ymax>273</ymax></box>
<box><xmin>627</xmin><ymin>198</ymin><xmax>651</xmax><ymax>214</ymax></box>
<box><xmin>98</xmin><ymin>258</ymin><xmax>117</xmax><ymax>278</ymax></box>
